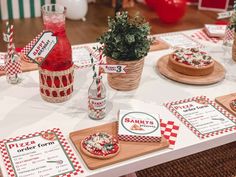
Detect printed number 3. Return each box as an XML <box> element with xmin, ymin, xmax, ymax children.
<box><xmin>116</xmin><ymin>66</ymin><xmax>121</xmax><ymax>73</ymax></box>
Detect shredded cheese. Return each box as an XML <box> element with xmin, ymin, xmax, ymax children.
<box><xmin>173</xmin><ymin>48</ymin><xmax>213</xmax><ymax>68</ymax></box>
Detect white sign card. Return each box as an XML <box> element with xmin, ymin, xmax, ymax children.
<box><xmin>26</xmin><ymin>31</ymin><xmax>57</xmax><ymax>65</ymax></box>
<box><xmin>157</xmin><ymin>33</ymin><xmax>203</xmax><ymax>49</ymax></box>
<box><xmin>100</xmin><ymin>64</ymin><xmax>126</xmax><ymax>73</ymax></box>
<box><xmin>72</xmin><ymin>46</ymin><xmax>99</xmax><ymax>68</ymax></box>
<box><xmin>0</xmin><ymin>128</ymin><xmax>83</xmax><ymax>177</ymax></box>
<box><xmin>165</xmin><ymin>96</ymin><xmax>236</xmax><ymax>139</ymax></box>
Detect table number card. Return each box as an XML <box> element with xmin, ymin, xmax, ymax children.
<box><xmin>165</xmin><ymin>96</ymin><xmax>236</xmax><ymax>139</ymax></box>
<box><xmin>157</xmin><ymin>33</ymin><xmax>204</xmax><ymax>49</ymax></box>
<box><xmin>0</xmin><ymin>128</ymin><xmax>84</xmax><ymax>177</ymax></box>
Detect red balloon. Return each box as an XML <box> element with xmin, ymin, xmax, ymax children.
<box><xmin>145</xmin><ymin>0</ymin><xmax>158</xmax><ymax>10</ymax></box>
<box><xmin>155</xmin><ymin>0</ymin><xmax>186</xmax><ymax>23</ymax></box>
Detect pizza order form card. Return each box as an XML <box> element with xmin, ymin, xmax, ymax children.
<box><xmin>0</xmin><ymin>128</ymin><xmax>83</xmax><ymax>177</ymax></box>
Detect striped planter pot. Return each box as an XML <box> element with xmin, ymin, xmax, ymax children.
<box><xmin>0</xmin><ymin>0</ymin><xmax>57</xmax><ymax>20</ymax></box>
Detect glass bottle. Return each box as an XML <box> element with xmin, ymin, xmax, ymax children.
<box><xmin>41</xmin><ymin>4</ymin><xmax>73</xmax><ymax>71</ymax></box>
<box><xmin>5</xmin><ymin>44</ymin><xmax>22</xmax><ymax>84</ymax></box>
<box><xmin>88</xmin><ymin>76</ymin><xmax>107</xmax><ymax>120</ymax></box>
<box><xmin>40</xmin><ymin>4</ymin><xmax>74</xmax><ymax>102</ymax></box>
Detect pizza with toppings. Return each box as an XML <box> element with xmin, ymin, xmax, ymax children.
<box><xmin>230</xmin><ymin>99</ymin><xmax>236</xmax><ymax>112</ymax></box>
<box><xmin>168</xmin><ymin>48</ymin><xmax>215</xmax><ymax>76</ymax></box>
<box><xmin>80</xmin><ymin>132</ymin><xmax>120</xmax><ymax>159</ymax></box>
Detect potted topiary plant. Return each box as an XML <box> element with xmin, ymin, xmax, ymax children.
<box><xmin>230</xmin><ymin>9</ymin><xmax>236</xmax><ymax>61</ymax></box>
<box><xmin>97</xmin><ymin>11</ymin><xmax>151</xmax><ymax>91</ymax></box>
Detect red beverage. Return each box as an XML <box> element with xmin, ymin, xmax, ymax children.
<box><xmin>39</xmin><ymin>4</ymin><xmax>74</xmax><ymax>103</ymax></box>
<box><xmin>41</xmin><ymin>5</ymin><xmax>72</xmax><ymax>71</ymax></box>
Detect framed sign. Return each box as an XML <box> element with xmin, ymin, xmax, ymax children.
<box><xmin>199</xmin><ymin>0</ymin><xmax>229</xmax><ymax>11</ymax></box>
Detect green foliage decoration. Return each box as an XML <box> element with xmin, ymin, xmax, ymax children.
<box><xmin>97</xmin><ymin>11</ymin><xmax>151</xmax><ymax>61</ymax></box>
<box><xmin>229</xmin><ymin>0</ymin><xmax>236</xmax><ymax>32</ymax></box>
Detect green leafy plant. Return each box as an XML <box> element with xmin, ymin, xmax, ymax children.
<box><xmin>97</xmin><ymin>11</ymin><xmax>151</xmax><ymax>61</ymax></box>
<box><xmin>230</xmin><ymin>1</ymin><xmax>236</xmax><ymax>32</ymax></box>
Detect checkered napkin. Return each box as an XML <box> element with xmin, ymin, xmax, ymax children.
<box><xmin>160</xmin><ymin>119</ymin><xmax>180</xmax><ymax>149</ymax></box>
<box><xmin>5</xmin><ymin>59</ymin><xmax>22</xmax><ymax>75</ymax></box>
<box><xmin>191</xmin><ymin>29</ymin><xmax>221</xmax><ymax>43</ymax></box>
<box><xmin>223</xmin><ymin>27</ymin><xmax>234</xmax><ymax>44</ymax></box>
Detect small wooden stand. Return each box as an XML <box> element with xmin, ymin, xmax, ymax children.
<box><xmin>156</xmin><ymin>55</ymin><xmax>225</xmax><ymax>85</ymax></box>
<box><xmin>215</xmin><ymin>93</ymin><xmax>236</xmax><ymax>117</ymax></box>
<box><xmin>70</xmin><ymin>122</ymin><xmax>169</xmax><ymax>170</ymax></box>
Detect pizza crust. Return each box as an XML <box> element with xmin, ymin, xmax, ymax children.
<box><xmin>168</xmin><ymin>54</ymin><xmax>215</xmax><ymax>76</ymax></box>
<box><xmin>80</xmin><ymin>140</ymin><xmax>120</xmax><ymax>159</ymax></box>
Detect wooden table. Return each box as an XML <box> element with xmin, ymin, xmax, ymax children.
<box><xmin>0</xmin><ymin>2</ymin><xmax>218</xmax><ymax>52</ymax></box>
<box><xmin>0</xmin><ymin>29</ymin><xmax>235</xmax><ymax>177</ymax></box>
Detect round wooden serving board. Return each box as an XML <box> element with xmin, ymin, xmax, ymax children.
<box><xmin>156</xmin><ymin>55</ymin><xmax>225</xmax><ymax>85</ymax></box>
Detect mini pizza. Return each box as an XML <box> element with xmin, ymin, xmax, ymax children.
<box><xmin>168</xmin><ymin>48</ymin><xmax>215</xmax><ymax>76</ymax></box>
<box><xmin>41</xmin><ymin>132</ymin><xmax>56</xmax><ymax>141</ymax></box>
<box><xmin>130</xmin><ymin>124</ymin><xmax>144</xmax><ymax>131</ymax></box>
<box><xmin>80</xmin><ymin>132</ymin><xmax>120</xmax><ymax>159</ymax></box>
<box><xmin>230</xmin><ymin>99</ymin><xmax>236</xmax><ymax>112</ymax></box>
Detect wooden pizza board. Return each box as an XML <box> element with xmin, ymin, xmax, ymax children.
<box><xmin>215</xmin><ymin>93</ymin><xmax>236</xmax><ymax>117</ymax></box>
<box><xmin>69</xmin><ymin>122</ymin><xmax>169</xmax><ymax>170</ymax></box>
<box><xmin>0</xmin><ymin>60</ymin><xmax>38</xmax><ymax>76</ymax></box>
<box><xmin>157</xmin><ymin>55</ymin><xmax>225</xmax><ymax>85</ymax></box>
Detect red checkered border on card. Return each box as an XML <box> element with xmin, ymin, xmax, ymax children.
<box><xmin>165</xmin><ymin>96</ymin><xmax>236</xmax><ymax>139</ymax></box>
<box><xmin>0</xmin><ymin>128</ymin><xmax>84</xmax><ymax>177</ymax></box>
<box><xmin>118</xmin><ymin>134</ymin><xmax>162</xmax><ymax>143</ymax></box>
<box><xmin>21</xmin><ymin>31</ymin><xmax>44</xmax><ymax>56</ymax></box>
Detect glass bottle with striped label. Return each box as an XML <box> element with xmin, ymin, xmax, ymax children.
<box><xmin>88</xmin><ymin>76</ymin><xmax>107</xmax><ymax>120</ymax></box>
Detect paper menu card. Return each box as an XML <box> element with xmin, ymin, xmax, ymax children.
<box><xmin>72</xmin><ymin>46</ymin><xmax>99</xmax><ymax>68</ymax></box>
<box><xmin>204</xmin><ymin>24</ymin><xmax>226</xmax><ymax>38</ymax></box>
<box><xmin>165</xmin><ymin>96</ymin><xmax>236</xmax><ymax>139</ymax></box>
<box><xmin>0</xmin><ymin>128</ymin><xmax>84</xmax><ymax>177</ymax></box>
<box><xmin>157</xmin><ymin>33</ymin><xmax>203</xmax><ymax>49</ymax></box>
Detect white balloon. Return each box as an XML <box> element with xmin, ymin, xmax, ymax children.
<box><xmin>58</xmin><ymin>0</ymin><xmax>88</xmax><ymax>21</ymax></box>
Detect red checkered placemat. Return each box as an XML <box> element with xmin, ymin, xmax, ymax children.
<box><xmin>160</xmin><ymin>119</ymin><xmax>180</xmax><ymax>149</ymax></box>
<box><xmin>191</xmin><ymin>29</ymin><xmax>221</xmax><ymax>43</ymax></box>
<box><xmin>0</xmin><ymin>128</ymin><xmax>84</xmax><ymax>177</ymax></box>
<box><xmin>165</xmin><ymin>96</ymin><xmax>236</xmax><ymax>139</ymax></box>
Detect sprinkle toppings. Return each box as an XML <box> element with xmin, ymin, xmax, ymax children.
<box><xmin>173</xmin><ymin>48</ymin><xmax>213</xmax><ymax>67</ymax></box>
<box><xmin>82</xmin><ymin>132</ymin><xmax>119</xmax><ymax>156</ymax></box>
